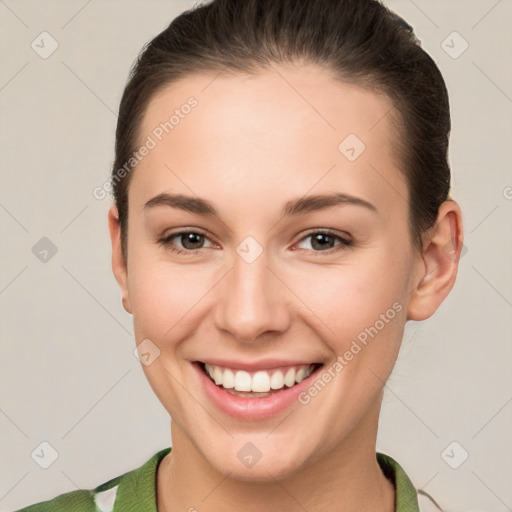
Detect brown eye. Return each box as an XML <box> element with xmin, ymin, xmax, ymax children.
<box><xmin>174</xmin><ymin>232</ymin><xmax>205</xmax><ymax>250</ymax></box>
<box><xmin>158</xmin><ymin>230</ymin><xmax>214</xmax><ymax>255</ymax></box>
<box><xmin>296</xmin><ymin>230</ymin><xmax>353</xmax><ymax>254</ymax></box>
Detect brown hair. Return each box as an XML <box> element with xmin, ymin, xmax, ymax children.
<box><xmin>111</xmin><ymin>0</ymin><xmax>451</xmax><ymax>260</ymax></box>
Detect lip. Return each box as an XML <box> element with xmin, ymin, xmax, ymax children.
<box><xmin>192</xmin><ymin>361</ymin><xmax>323</xmax><ymax>420</ymax></box>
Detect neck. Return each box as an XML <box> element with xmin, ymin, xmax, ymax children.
<box><xmin>157</xmin><ymin>398</ymin><xmax>395</xmax><ymax>512</ymax></box>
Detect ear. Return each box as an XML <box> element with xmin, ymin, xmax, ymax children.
<box><xmin>108</xmin><ymin>204</ymin><xmax>132</xmax><ymax>314</ymax></box>
<box><xmin>407</xmin><ymin>200</ymin><xmax>464</xmax><ymax>321</ymax></box>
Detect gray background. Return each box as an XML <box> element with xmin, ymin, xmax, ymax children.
<box><xmin>0</xmin><ymin>1</ymin><xmax>511</xmax><ymax>510</ymax></box>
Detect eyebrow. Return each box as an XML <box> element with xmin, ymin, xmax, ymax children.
<box><xmin>143</xmin><ymin>192</ymin><xmax>378</xmax><ymax>217</ymax></box>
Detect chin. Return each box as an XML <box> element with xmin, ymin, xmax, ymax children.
<box><xmin>202</xmin><ymin>437</ymin><xmax>316</xmax><ymax>482</ymax></box>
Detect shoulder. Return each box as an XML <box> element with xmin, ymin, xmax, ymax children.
<box><xmin>14</xmin><ymin>479</ymin><xmax>122</xmax><ymax>512</ymax></box>
<box><xmin>13</xmin><ymin>447</ymin><xmax>171</xmax><ymax>512</ymax></box>
<box><xmin>376</xmin><ymin>452</ymin><xmax>449</xmax><ymax>512</ymax></box>
<box><xmin>14</xmin><ymin>488</ymin><xmax>97</xmax><ymax>512</ymax></box>
<box><xmin>377</xmin><ymin>451</ymin><xmax>443</xmax><ymax>512</ymax></box>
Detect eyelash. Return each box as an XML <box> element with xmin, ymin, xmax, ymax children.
<box><xmin>157</xmin><ymin>229</ymin><xmax>354</xmax><ymax>256</ymax></box>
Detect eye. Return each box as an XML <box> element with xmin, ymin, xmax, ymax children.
<box><xmin>157</xmin><ymin>228</ymin><xmax>353</xmax><ymax>256</ymax></box>
<box><xmin>295</xmin><ymin>229</ymin><xmax>353</xmax><ymax>254</ymax></box>
<box><xmin>158</xmin><ymin>229</ymin><xmax>215</xmax><ymax>255</ymax></box>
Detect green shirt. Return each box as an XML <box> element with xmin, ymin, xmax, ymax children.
<box><xmin>14</xmin><ymin>448</ymin><xmax>421</xmax><ymax>511</ymax></box>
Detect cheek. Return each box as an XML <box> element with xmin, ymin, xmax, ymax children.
<box><xmin>127</xmin><ymin>256</ymin><xmax>213</xmax><ymax>344</ymax></box>
<box><xmin>291</xmin><ymin>254</ymin><xmax>407</xmax><ymax>358</ymax></box>
<box><xmin>126</xmin><ymin>260</ymin><xmax>211</xmax><ymax>414</ymax></box>
<box><xmin>295</xmin><ymin>262</ymin><xmax>407</xmax><ymax>420</ymax></box>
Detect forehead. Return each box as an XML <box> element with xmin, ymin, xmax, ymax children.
<box><xmin>131</xmin><ymin>64</ymin><xmax>408</xmax><ymax>222</ymax></box>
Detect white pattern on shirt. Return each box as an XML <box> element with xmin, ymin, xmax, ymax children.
<box><xmin>93</xmin><ymin>485</ymin><xmax>119</xmax><ymax>512</ymax></box>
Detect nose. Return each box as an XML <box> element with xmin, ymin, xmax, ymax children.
<box><xmin>213</xmin><ymin>248</ymin><xmax>291</xmax><ymax>344</ymax></box>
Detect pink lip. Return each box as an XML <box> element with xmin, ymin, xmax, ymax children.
<box><xmin>192</xmin><ymin>362</ymin><xmax>323</xmax><ymax>420</ymax></box>
<box><xmin>198</xmin><ymin>358</ymin><xmax>320</xmax><ymax>372</ymax></box>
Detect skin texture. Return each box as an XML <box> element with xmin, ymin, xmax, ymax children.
<box><xmin>108</xmin><ymin>62</ymin><xmax>464</xmax><ymax>511</ymax></box>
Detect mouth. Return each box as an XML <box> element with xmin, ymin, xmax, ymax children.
<box><xmin>192</xmin><ymin>359</ymin><xmax>326</xmax><ymax>420</ymax></box>
<box><xmin>195</xmin><ymin>361</ymin><xmax>324</xmax><ymax>399</ymax></box>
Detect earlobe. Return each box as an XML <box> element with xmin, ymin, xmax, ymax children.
<box><xmin>406</xmin><ymin>201</ymin><xmax>464</xmax><ymax>321</ymax></box>
<box><xmin>107</xmin><ymin>205</ymin><xmax>132</xmax><ymax>314</ymax></box>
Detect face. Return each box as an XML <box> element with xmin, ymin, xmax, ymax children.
<box><xmin>110</xmin><ymin>63</ymin><xmax>427</xmax><ymax>480</ymax></box>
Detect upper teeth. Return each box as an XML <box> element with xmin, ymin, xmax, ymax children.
<box><xmin>204</xmin><ymin>363</ymin><xmax>316</xmax><ymax>392</ymax></box>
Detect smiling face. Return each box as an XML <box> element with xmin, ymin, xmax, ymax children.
<box><xmin>109</xmin><ymin>62</ymin><xmax>428</xmax><ymax>480</ymax></box>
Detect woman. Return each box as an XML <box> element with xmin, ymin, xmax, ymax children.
<box><xmin>16</xmin><ymin>0</ymin><xmax>463</xmax><ymax>510</ymax></box>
